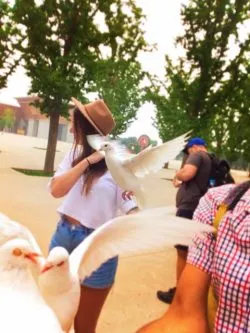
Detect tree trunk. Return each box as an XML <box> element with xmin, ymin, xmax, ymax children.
<box><xmin>44</xmin><ymin>112</ymin><xmax>60</xmax><ymax>173</ymax></box>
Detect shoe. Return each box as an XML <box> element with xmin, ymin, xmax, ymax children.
<box><xmin>157</xmin><ymin>287</ymin><xmax>176</xmax><ymax>304</ymax></box>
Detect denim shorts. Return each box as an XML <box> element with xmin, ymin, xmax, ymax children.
<box><xmin>49</xmin><ymin>216</ymin><xmax>118</xmax><ymax>289</ymax></box>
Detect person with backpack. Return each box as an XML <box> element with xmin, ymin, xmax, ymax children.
<box><xmin>157</xmin><ymin>137</ymin><xmax>234</xmax><ymax>304</ymax></box>
<box><xmin>137</xmin><ymin>180</ymin><xmax>250</xmax><ymax>333</ymax></box>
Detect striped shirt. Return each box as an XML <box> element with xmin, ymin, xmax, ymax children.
<box><xmin>187</xmin><ymin>184</ymin><xmax>250</xmax><ymax>332</ymax></box>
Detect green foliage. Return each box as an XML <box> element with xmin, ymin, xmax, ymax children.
<box><xmin>120</xmin><ymin>136</ymin><xmax>141</xmax><ymax>153</ymax></box>
<box><xmin>0</xmin><ymin>108</ymin><xmax>15</xmax><ymax>129</ymax></box>
<box><xmin>12</xmin><ymin>0</ymin><xmax>149</xmax><ymax>171</ymax></box>
<box><xmin>120</xmin><ymin>136</ymin><xmax>157</xmax><ymax>154</ymax></box>
<box><xmin>89</xmin><ymin>60</ymin><xmax>145</xmax><ymax>137</ymax></box>
<box><xmin>12</xmin><ymin>168</ymin><xmax>54</xmax><ymax>177</ymax></box>
<box><xmin>13</xmin><ymin>0</ymin><xmax>148</xmax><ymax>118</ymax></box>
<box><xmin>146</xmin><ymin>0</ymin><xmax>250</xmax><ymax>158</ymax></box>
<box><xmin>0</xmin><ymin>0</ymin><xmax>20</xmax><ymax>88</ymax></box>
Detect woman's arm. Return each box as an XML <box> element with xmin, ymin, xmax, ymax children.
<box><xmin>50</xmin><ymin>151</ymin><xmax>104</xmax><ymax>198</ymax></box>
<box><xmin>137</xmin><ymin>264</ymin><xmax>210</xmax><ymax>333</ymax></box>
<box><xmin>50</xmin><ymin>158</ymin><xmax>90</xmax><ymax>198</ymax></box>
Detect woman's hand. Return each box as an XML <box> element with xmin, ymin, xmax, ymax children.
<box><xmin>87</xmin><ymin>151</ymin><xmax>105</xmax><ymax>165</ymax></box>
<box><xmin>50</xmin><ymin>151</ymin><xmax>103</xmax><ymax>198</ymax></box>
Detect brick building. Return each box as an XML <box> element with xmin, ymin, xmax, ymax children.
<box><xmin>0</xmin><ymin>96</ymin><xmax>73</xmax><ymax>142</ymax></box>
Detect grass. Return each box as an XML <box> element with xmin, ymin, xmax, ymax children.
<box><xmin>33</xmin><ymin>146</ymin><xmax>60</xmax><ymax>152</ymax></box>
<box><xmin>12</xmin><ymin>168</ymin><xmax>54</xmax><ymax>177</ymax></box>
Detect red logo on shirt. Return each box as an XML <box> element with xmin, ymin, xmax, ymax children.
<box><xmin>122</xmin><ymin>191</ymin><xmax>134</xmax><ymax>201</ymax></box>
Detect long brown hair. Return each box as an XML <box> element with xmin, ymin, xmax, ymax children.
<box><xmin>71</xmin><ymin>107</ymin><xmax>107</xmax><ymax>195</ymax></box>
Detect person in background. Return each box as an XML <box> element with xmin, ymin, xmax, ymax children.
<box><xmin>157</xmin><ymin>137</ymin><xmax>212</xmax><ymax>304</ymax></box>
<box><xmin>49</xmin><ymin>98</ymin><xmax>138</xmax><ymax>333</ymax></box>
<box><xmin>138</xmin><ymin>180</ymin><xmax>250</xmax><ymax>333</ymax></box>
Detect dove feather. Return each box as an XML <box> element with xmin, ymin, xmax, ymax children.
<box><xmin>87</xmin><ymin>134</ymin><xmax>132</xmax><ymax>159</ymax></box>
<box><xmin>123</xmin><ymin>132</ymin><xmax>191</xmax><ymax>178</ymax></box>
<box><xmin>68</xmin><ymin>206</ymin><xmax>213</xmax><ymax>280</ymax></box>
<box><xmin>86</xmin><ymin>134</ymin><xmax>105</xmax><ymax>151</ymax></box>
<box><xmin>0</xmin><ymin>212</ymin><xmax>43</xmax><ymax>256</ymax></box>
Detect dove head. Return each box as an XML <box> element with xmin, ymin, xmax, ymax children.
<box><xmin>0</xmin><ymin>238</ymin><xmax>40</xmax><ymax>269</ymax></box>
<box><xmin>99</xmin><ymin>142</ymin><xmax>114</xmax><ymax>153</ymax></box>
<box><xmin>41</xmin><ymin>247</ymin><xmax>69</xmax><ymax>275</ymax></box>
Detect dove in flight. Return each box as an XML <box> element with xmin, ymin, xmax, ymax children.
<box><xmin>0</xmin><ymin>238</ymin><xmax>63</xmax><ymax>333</ymax></box>
<box><xmin>87</xmin><ymin>132</ymin><xmax>191</xmax><ymax>208</ymax></box>
<box><xmin>38</xmin><ymin>205</ymin><xmax>213</xmax><ymax>331</ymax></box>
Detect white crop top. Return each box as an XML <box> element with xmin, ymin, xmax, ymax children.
<box><xmin>49</xmin><ymin>151</ymin><xmax>137</xmax><ymax>229</ymax></box>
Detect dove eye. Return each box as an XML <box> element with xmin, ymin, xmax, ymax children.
<box><xmin>13</xmin><ymin>248</ymin><xmax>23</xmax><ymax>256</ymax></box>
<box><xmin>57</xmin><ymin>261</ymin><xmax>65</xmax><ymax>267</ymax></box>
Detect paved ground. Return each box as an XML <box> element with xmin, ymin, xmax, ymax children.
<box><xmin>0</xmin><ymin>133</ymin><xmax>179</xmax><ymax>332</ymax></box>
<box><xmin>0</xmin><ymin>132</ymin><xmax>248</xmax><ymax>332</ymax></box>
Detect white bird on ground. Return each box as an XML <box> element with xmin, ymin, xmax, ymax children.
<box><xmin>0</xmin><ymin>238</ymin><xmax>63</xmax><ymax>333</ymax></box>
<box><xmin>87</xmin><ymin>132</ymin><xmax>190</xmax><ymax>208</ymax></box>
<box><xmin>38</xmin><ymin>206</ymin><xmax>214</xmax><ymax>332</ymax></box>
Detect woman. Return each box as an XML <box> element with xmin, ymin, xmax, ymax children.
<box><xmin>49</xmin><ymin>98</ymin><xmax>138</xmax><ymax>333</ymax></box>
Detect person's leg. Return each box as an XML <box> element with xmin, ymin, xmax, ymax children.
<box><xmin>71</xmin><ymin>224</ymin><xmax>118</xmax><ymax>333</ymax></box>
<box><xmin>157</xmin><ymin>209</ymin><xmax>193</xmax><ymax>304</ymax></box>
<box><xmin>176</xmin><ymin>247</ymin><xmax>188</xmax><ymax>281</ymax></box>
<box><xmin>74</xmin><ymin>285</ymin><xmax>112</xmax><ymax>333</ymax></box>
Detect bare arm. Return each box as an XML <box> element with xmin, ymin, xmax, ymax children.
<box><xmin>176</xmin><ymin>164</ymin><xmax>198</xmax><ymax>182</ymax></box>
<box><xmin>50</xmin><ymin>159</ymin><xmax>89</xmax><ymax>198</ymax></box>
<box><xmin>50</xmin><ymin>151</ymin><xmax>104</xmax><ymax>198</ymax></box>
<box><xmin>137</xmin><ymin>264</ymin><xmax>210</xmax><ymax>333</ymax></box>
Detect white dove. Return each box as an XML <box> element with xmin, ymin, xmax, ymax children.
<box><xmin>87</xmin><ymin>132</ymin><xmax>190</xmax><ymax>208</ymax></box>
<box><xmin>0</xmin><ymin>212</ymin><xmax>44</xmax><ymax>276</ymax></box>
<box><xmin>38</xmin><ymin>206</ymin><xmax>214</xmax><ymax>331</ymax></box>
<box><xmin>0</xmin><ymin>238</ymin><xmax>63</xmax><ymax>333</ymax></box>
<box><xmin>39</xmin><ymin>247</ymin><xmax>80</xmax><ymax>333</ymax></box>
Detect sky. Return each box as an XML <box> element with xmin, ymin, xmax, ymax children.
<box><xmin>0</xmin><ymin>0</ymin><xmax>187</xmax><ymax>141</ymax></box>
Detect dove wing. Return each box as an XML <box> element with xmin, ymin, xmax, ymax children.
<box><xmin>0</xmin><ymin>212</ymin><xmax>43</xmax><ymax>256</ymax></box>
<box><xmin>87</xmin><ymin>134</ymin><xmax>134</xmax><ymax>160</ymax></box>
<box><xmin>69</xmin><ymin>206</ymin><xmax>213</xmax><ymax>280</ymax></box>
<box><xmin>122</xmin><ymin>132</ymin><xmax>190</xmax><ymax>178</ymax></box>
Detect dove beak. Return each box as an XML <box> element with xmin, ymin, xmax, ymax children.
<box><xmin>25</xmin><ymin>252</ymin><xmax>41</xmax><ymax>264</ymax></box>
<box><xmin>41</xmin><ymin>263</ymin><xmax>53</xmax><ymax>274</ymax></box>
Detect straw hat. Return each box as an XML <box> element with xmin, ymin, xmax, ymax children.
<box><xmin>71</xmin><ymin>97</ymin><xmax>115</xmax><ymax>136</ymax></box>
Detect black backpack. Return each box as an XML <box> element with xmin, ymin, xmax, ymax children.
<box><xmin>207</xmin><ymin>153</ymin><xmax>235</xmax><ymax>189</ymax></box>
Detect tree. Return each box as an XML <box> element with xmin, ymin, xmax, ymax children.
<box><xmin>88</xmin><ymin>59</ymin><xmax>145</xmax><ymax>137</ymax></box>
<box><xmin>146</xmin><ymin>0</ymin><xmax>250</xmax><ymax>155</ymax></box>
<box><xmin>0</xmin><ymin>108</ymin><xmax>15</xmax><ymax>130</ymax></box>
<box><xmin>12</xmin><ymin>0</ymin><xmax>149</xmax><ymax>172</ymax></box>
<box><xmin>120</xmin><ymin>135</ymin><xmax>157</xmax><ymax>153</ymax></box>
<box><xmin>120</xmin><ymin>136</ymin><xmax>140</xmax><ymax>153</ymax></box>
<box><xmin>0</xmin><ymin>0</ymin><xmax>20</xmax><ymax>89</ymax></box>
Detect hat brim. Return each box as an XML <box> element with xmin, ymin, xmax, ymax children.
<box><xmin>71</xmin><ymin>97</ymin><xmax>105</xmax><ymax>136</ymax></box>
